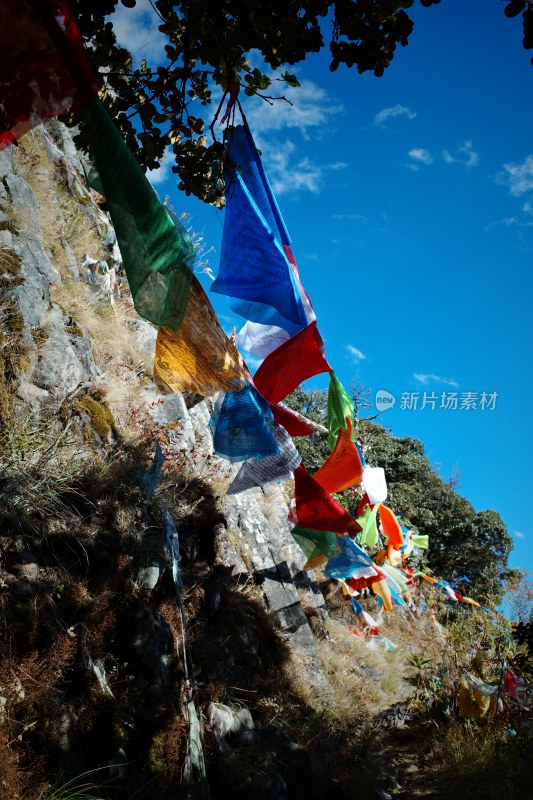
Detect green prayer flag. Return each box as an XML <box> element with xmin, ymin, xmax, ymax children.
<box><xmin>411</xmin><ymin>534</ymin><xmax>429</xmax><ymax>550</ymax></box>
<box><xmin>358</xmin><ymin>503</ymin><xmax>380</xmax><ymax>548</ymax></box>
<box><xmin>84</xmin><ymin>100</ymin><xmax>194</xmax><ymax>330</ymax></box>
<box><xmin>327</xmin><ymin>372</ymin><xmax>354</xmax><ymax>450</ymax></box>
<box><xmin>292</xmin><ymin>526</ymin><xmax>336</xmax><ymax>562</ymax></box>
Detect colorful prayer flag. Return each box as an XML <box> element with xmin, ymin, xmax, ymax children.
<box><xmin>292</xmin><ymin>464</ymin><xmax>359</xmax><ymax>534</ymax></box>
<box><xmin>154</xmin><ymin>276</ymin><xmax>247</xmax><ymax>395</ymax></box>
<box><xmin>313</xmin><ymin>419</ymin><xmax>363</xmax><ymax>494</ymax></box>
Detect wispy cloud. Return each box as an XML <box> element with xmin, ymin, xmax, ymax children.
<box><xmin>373</xmin><ymin>104</ymin><xmax>417</xmax><ymax>127</ymax></box>
<box><xmin>408</xmin><ymin>148</ymin><xmax>433</xmax><ymax>166</ymax></box>
<box><xmin>245</xmin><ymin>78</ymin><xmax>343</xmax><ymax>139</ymax></box>
<box><xmin>266</xmin><ymin>139</ymin><xmax>348</xmax><ymax>196</ymax></box>
<box><xmin>414</xmin><ymin>373</ymin><xmax>459</xmax><ymax>388</ymax></box>
<box><xmin>484</xmin><ymin>216</ymin><xmax>533</xmax><ymax>233</ymax></box>
<box><xmin>346</xmin><ymin>345</ymin><xmax>366</xmax><ymax>363</ymax></box>
<box><xmin>332</xmin><ymin>212</ymin><xmax>368</xmax><ymax>223</ymax></box>
<box><xmin>514</xmin><ymin>530</ymin><xmax>526</xmax><ymax>539</ymax></box>
<box><xmin>147</xmin><ymin>148</ymin><xmax>173</xmax><ymax>186</ymax></box>
<box><xmin>243</xmin><ymin>76</ymin><xmax>345</xmax><ymax>197</ymax></box>
<box><xmin>497</xmin><ymin>154</ymin><xmax>533</xmax><ymax>197</ymax></box>
<box><xmin>442</xmin><ymin>140</ymin><xmax>479</xmax><ymax>168</ymax></box>
<box><xmin>110</xmin><ymin>0</ymin><xmax>166</xmax><ymax>62</ymax></box>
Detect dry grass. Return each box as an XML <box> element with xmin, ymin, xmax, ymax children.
<box><xmin>50</xmin><ymin>281</ymin><xmax>153</xmax><ymax>425</ymax></box>
<box><xmin>12</xmin><ymin>131</ymin><xmax>104</xmax><ymax>276</ymax></box>
<box><xmin>254</xmin><ymin>483</ymin><xmax>290</xmax><ymax>531</ymax></box>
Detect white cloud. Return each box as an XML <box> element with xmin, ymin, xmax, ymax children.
<box><xmin>265</xmin><ymin>139</ymin><xmax>347</xmax><ymax>197</ymax></box>
<box><xmin>514</xmin><ymin>530</ymin><xmax>525</xmax><ymax>539</ymax></box>
<box><xmin>110</xmin><ymin>0</ymin><xmax>166</xmax><ymax>62</ymax></box>
<box><xmin>408</xmin><ymin>148</ymin><xmax>433</xmax><ymax>165</ymax></box>
<box><xmin>346</xmin><ymin>345</ymin><xmax>366</xmax><ymax>363</ymax></box>
<box><xmin>442</xmin><ymin>140</ymin><xmax>479</xmax><ymax>168</ymax></box>
<box><xmin>414</xmin><ymin>373</ymin><xmax>459</xmax><ymax>388</ymax></box>
<box><xmin>498</xmin><ymin>154</ymin><xmax>533</xmax><ymax>197</ymax></box>
<box><xmin>147</xmin><ymin>148</ymin><xmax>173</xmax><ymax>186</ymax></box>
<box><xmin>373</xmin><ymin>104</ymin><xmax>417</xmax><ymax>127</ymax></box>
<box><xmin>245</xmin><ymin>78</ymin><xmax>343</xmax><ymax>139</ymax></box>
<box><xmin>242</xmin><ymin>76</ymin><xmax>346</xmax><ymax>197</ymax></box>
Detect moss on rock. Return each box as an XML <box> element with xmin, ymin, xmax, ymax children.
<box><xmin>75</xmin><ymin>395</ymin><xmax>116</xmax><ymax>441</ymax></box>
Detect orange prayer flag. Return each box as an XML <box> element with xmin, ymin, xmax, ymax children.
<box><xmin>378</xmin><ymin>505</ymin><xmax>405</xmax><ymax>548</ymax></box>
<box><xmin>313</xmin><ymin>419</ymin><xmax>363</xmax><ymax>494</ymax></box>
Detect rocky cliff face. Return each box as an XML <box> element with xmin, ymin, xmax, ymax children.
<box><xmin>0</xmin><ymin>123</ymin><xmax>341</xmax><ymax>800</ymax></box>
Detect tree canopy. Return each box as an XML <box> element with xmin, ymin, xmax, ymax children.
<box><xmin>69</xmin><ymin>0</ymin><xmax>533</xmax><ymax>203</ymax></box>
<box><xmin>70</xmin><ymin>0</ymin><xmax>445</xmax><ymax>203</ymax></box>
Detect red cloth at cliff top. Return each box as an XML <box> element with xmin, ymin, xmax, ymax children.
<box><xmin>253</xmin><ymin>322</ymin><xmax>332</xmax><ymax>405</ymax></box>
<box><xmin>0</xmin><ymin>0</ymin><xmax>98</xmax><ymax>149</ymax></box>
<box><xmin>292</xmin><ymin>464</ymin><xmax>359</xmax><ymax>534</ymax></box>
<box><xmin>270</xmin><ymin>403</ymin><xmax>314</xmax><ymax>437</ymax></box>
<box><xmin>378</xmin><ymin>504</ymin><xmax>405</xmax><ymax>548</ymax></box>
<box><xmin>313</xmin><ymin>419</ymin><xmax>364</xmax><ymax>494</ymax></box>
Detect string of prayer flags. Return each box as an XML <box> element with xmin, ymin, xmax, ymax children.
<box><xmin>324</xmin><ymin>535</ymin><xmax>376</xmax><ymax>581</ymax></box>
<box><xmin>154</xmin><ymin>276</ymin><xmax>247</xmax><ymax>396</ymax></box>
<box><xmin>226</xmin><ymin>421</ymin><xmax>301</xmax><ymax>494</ymax></box>
<box><xmin>269</xmin><ymin>403</ymin><xmax>314</xmax><ymax>437</ymax></box>
<box><xmin>291</xmin><ymin>526</ymin><xmax>336</xmax><ymax>571</ymax></box>
<box><xmin>253</xmin><ymin>322</ymin><xmax>331</xmax><ymax>405</ymax></box>
<box><xmin>84</xmin><ymin>100</ymin><xmax>195</xmax><ymax>330</ymax></box>
<box><xmin>0</xmin><ymin>0</ymin><xmax>97</xmax><ymax>149</ymax></box>
<box><xmin>292</xmin><ymin>465</ymin><xmax>360</xmax><ymax>534</ymax></box>
<box><xmin>313</xmin><ymin>419</ymin><xmax>364</xmax><ymax>494</ymax></box>
<box><xmin>212</xmin><ymin>124</ymin><xmax>309</xmax><ymax>334</ymax></box>
<box><xmin>209</xmin><ymin>382</ymin><xmax>280</xmax><ymax>462</ymax></box>
<box><xmin>327</xmin><ymin>373</ymin><xmax>355</xmax><ymax>451</ymax></box>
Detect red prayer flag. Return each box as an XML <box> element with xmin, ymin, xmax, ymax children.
<box><xmin>0</xmin><ymin>0</ymin><xmax>98</xmax><ymax>149</ymax></box>
<box><xmin>253</xmin><ymin>322</ymin><xmax>332</xmax><ymax>404</ymax></box>
<box><xmin>292</xmin><ymin>464</ymin><xmax>359</xmax><ymax>534</ymax></box>
<box><xmin>270</xmin><ymin>403</ymin><xmax>314</xmax><ymax>437</ymax></box>
<box><xmin>313</xmin><ymin>420</ymin><xmax>363</xmax><ymax>494</ymax></box>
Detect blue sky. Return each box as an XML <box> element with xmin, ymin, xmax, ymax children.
<box><xmin>112</xmin><ymin>0</ymin><xmax>533</xmax><ymax>574</ymax></box>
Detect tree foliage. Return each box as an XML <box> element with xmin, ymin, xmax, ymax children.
<box><xmin>287</xmin><ymin>387</ymin><xmax>513</xmax><ymax>603</ymax></box>
<box><xmin>70</xmin><ymin>0</ymin><xmax>445</xmax><ymax>204</ymax></box>
<box><xmin>65</xmin><ymin>1</ymin><xmax>533</xmax><ymax>204</ymax></box>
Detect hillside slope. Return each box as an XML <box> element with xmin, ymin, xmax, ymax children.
<box><xmin>0</xmin><ymin>123</ymin><xmax>530</xmax><ymax>800</ymax></box>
